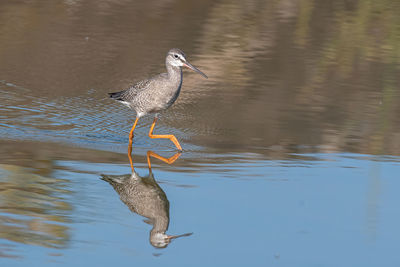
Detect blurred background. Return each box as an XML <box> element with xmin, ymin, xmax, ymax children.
<box><xmin>0</xmin><ymin>0</ymin><xmax>400</xmax><ymax>266</ymax></box>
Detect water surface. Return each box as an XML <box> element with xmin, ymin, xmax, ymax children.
<box><xmin>1</xmin><ymin>0</ymin><xmax>400</xmax><ymax>266</ymax></box>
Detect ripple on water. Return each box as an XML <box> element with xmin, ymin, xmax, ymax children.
<box><xmin>0</xmin><ymin>82</ymin><xmax>202</xmax><ymax>155</ymax></box>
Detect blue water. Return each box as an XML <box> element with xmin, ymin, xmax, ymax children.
<box><xmin>1</xmin><ymin>0</ymin><xmax>400</xmax><ymax>266</ymax></box>
<box><xmin>1</xmin><ymin>153</ymin><xmax>399</xmax><ymax>266</ymax></box>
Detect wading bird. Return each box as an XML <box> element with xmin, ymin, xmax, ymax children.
<box><xmin>109</xmin><ymin>48</ymin><xmax>207</xmax><ymax>167</ymax></box>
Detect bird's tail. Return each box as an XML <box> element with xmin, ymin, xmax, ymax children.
<box><xmin>108</xmin><ymin>91</ymin><xmax>124</xmax><ymax>100</ymax></box>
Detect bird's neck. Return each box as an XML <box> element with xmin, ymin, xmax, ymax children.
<box><xmin>151</xmin><ymin>212</ymin><xmax>170</xmax><ymax>234</ymax></box>
<box><xmin>166</xmin><ymin>64</ymin><xmax>182</xmax><ymax>82</ymax></box>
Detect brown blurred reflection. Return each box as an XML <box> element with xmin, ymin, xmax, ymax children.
<box><xmin>0</xmin><ymin>0</ymin><xmax>400</xmax><ymax>158</ymax></box>
<box><xmin>0</xmin><ymin>164</ymin><xmax>71</xmax><ymax>257</ymax></box>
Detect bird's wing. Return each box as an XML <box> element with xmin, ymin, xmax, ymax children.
<box><xmin>120</xmin><ymin>79</ymin><xmax>152</xmax><ymax>100</ymax></box>
<box><xmin>109</xmin><ymin>73</ymin><xmax>167</xmax><ymax>102</ymax></box>
<box><xmin>123</xmin><ymin>73</ymin><xmax>167</xmax><ymax>99</ymax></box>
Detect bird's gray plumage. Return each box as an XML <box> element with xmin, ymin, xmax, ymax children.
<box><xmin>109</xmin><ymin>48</ymin><xmax>206</xmax><ymax>118</ymax></box>
<box><xmin>101</xmin><ymin>170</ymin><xmax>170</xmax><ymax>248</ymax></box>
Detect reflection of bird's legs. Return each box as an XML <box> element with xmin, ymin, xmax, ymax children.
<box><xmin>148</xmin><ymin>117</ymin><xmax>182</xmax><ymax>151</ymax></box>
<box><xmin>128</xmin><ymin>117</ymin><xmax>139</xmax><ymax>171</ymax></box>
<box><xmin>146</xmin><ymin>151</ymin><xmax>182</xmax><ymax>169</ymax></box>
<box><xmin>128</xmin><ymin>152</ymin><xmax>134</xmax><ymax>172</ymax></box>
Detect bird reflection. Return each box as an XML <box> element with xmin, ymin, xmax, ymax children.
<box><xmin>101</xmin><ymin>151</ymin><xmax>192</xmax><ymax>248</ymax></box>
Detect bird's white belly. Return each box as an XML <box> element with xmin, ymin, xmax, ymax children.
<box><xmin>120</xmin><ymin>101</ymin><xmax>132</xmax><ymax>108</ymax></box>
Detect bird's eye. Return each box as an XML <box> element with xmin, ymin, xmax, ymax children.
<box><xmin>174</xmin><ymin>54</ymin><xmax>179</xmax><ymax>59</ymax></box>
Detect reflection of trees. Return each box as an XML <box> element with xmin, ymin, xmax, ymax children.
<box><xmin>170</xmin><ymin>0</ymin><xmax>400</xmax><ymax>156</ymax></box>
<box><xmin>291</xmin><ymin>0</ymin><xmax>400</xmax><ymax>155</ymax></box>
<box><xmin>0</xmin><ymin>0</ymin><xmax>214</xmax><ymax>94</ymax></box>
<box><xmin>0</xmin><ymin>164</ymin><xmax>71</xmax><ymax>257</ymax></box>
<box><xmin>0</xmin><ymin>0</ymin><xmax>399</xmax><ymax>155</ymax></box>
<box><xmin>0</xmin><ymin>140</ymin><xmax>130</xmax><ymax>258</ymax></box>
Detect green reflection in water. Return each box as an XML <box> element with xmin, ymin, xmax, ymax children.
<box><xmin>0</xmin><ymin>164</ymin><xmax>72</xmax><ymax>257</ymax></box>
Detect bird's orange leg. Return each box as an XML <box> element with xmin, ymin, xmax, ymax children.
<box><xmin>146</xmin><ymin>150</ymin><xmax>182</xmax><ymax>169</ymax></box>
<box><xmin>128</xmin><ymin>117</ymin><xmax>139</xmax><ymax>171</ymax></box>
<box><xmin>128</xmin><ymin>152</ymin><xmax>134</xmax><ymax>172</ymax></box>
<box><xmin>148</xmin><ymin>117</ymin><xmax>182</xmax><ymax>151</ymax></box>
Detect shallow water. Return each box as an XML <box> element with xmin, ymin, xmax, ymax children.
<box><xmin>1</xmin><ymin>1</ymin><xmax>400</xmax><ymax>266</ymax></box>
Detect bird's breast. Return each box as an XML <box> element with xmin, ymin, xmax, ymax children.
<box><xmin>165</xmin><ymin>82</ymin><xmax>182</xmax><ymax>107</ymax></box>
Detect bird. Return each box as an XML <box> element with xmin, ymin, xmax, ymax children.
<box><xmin>109</xmin><ymin>48</ymin><xmax>207</xmax><ymax>163</ymax></box>
<box><xmin>101</xmin><ymin>150</ymin><xmax>191</xmax><ymax>248</ymax></box>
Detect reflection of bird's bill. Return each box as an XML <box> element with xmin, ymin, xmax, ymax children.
<box><xmin>183</xmin><ymin>62</ymin><xmax>208</xmax><ymax>79</ymax></box>
<box><xmin>152</xmin><ymin>232</ymin><xmax>193</xmax><ymax>248</ymax></box>
<box><xmin>167</xmin><ymin>232</ymin><xmax>193</xmax><ymax>240</ymax></box>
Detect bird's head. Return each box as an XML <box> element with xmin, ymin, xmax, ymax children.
<box><xmin>167</xmin><ymin>48</ymin><xmax>208</xmax><ymax>78</ymax></box>
<box><xmin>150</xmin><ymin>231</ymin><xmax>193</xmax><ymax>249</ymax></box>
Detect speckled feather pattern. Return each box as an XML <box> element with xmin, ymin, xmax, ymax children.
<box><xmin>110</xmin><ymin>49</ymin><xmax>185</xmax><ymax>118</ymax></box>
<box><xmin>101</xmin><ymin>171</ymin><xmax>170</xmax><ymax>234</ymax></box>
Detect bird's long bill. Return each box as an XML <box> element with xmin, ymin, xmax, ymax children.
<box><xmin>167</xmin><ymin>232</ymin><xmax>193</xmax><ymax>240</ymax></box>
<box><xmin>183</xmin><ymin>62</ymin><xmax>208</xmax><ymax>79</ymax></box>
